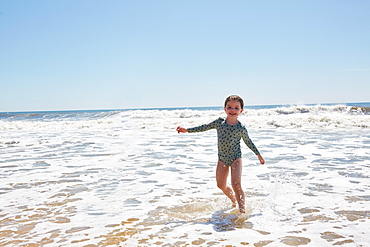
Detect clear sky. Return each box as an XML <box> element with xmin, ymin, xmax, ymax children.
<box><xmin>1</xmin><ymin>0</ymin><xmax>369</xmax><ymax>112</ymax></box>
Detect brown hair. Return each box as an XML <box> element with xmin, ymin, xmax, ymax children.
<box><xmin>224</xmin><ymin>95</ymin><xmax>244</xmax><ymax>109</ymax></box>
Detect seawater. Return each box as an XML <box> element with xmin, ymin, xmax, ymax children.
<box><xmin>1</xmin><ymin>103</ymin><xmax>370</xmax><ymax>246</ymax></box>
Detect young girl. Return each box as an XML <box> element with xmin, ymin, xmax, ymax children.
<box><xmin>176</xmin><ymin>95</ymin><xmax>265</xmax><ymax>213</ymax></box>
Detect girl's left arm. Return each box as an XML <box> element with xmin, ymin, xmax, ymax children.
<box><xmin>241</xmin><ymin>130</ymin><xmax>260</xmax><ymax>155</ymax></box>
<box><xmin>241</xmin><ymin>127</ymin><xmax>265</xmax><ymax>164</ymax></box>
<box><xmin>257</xmin><ymin>154</ymin><xmax>265</xmax><ymax>165</ymax></box>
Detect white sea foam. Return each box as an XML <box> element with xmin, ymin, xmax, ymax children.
<box><xmin>0</xmin><ymin>105</ymin><xmax>369</xmax><ymax>246</ymax></box>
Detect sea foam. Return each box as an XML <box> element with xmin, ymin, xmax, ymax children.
<box><xmin>0</xmin><ymin>104</ymin><xmax>369</xmax><ymax>246</ymax></box>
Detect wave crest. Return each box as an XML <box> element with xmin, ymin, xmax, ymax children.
<box><xmin>1</xmin><ymin>104</ymin><xmax>369</xmax><ymax>131</ymax></box>
<box><xmin>247</xmin><ymin>105</ymin><xmax>368</xmax><ymax>116</ymax></box>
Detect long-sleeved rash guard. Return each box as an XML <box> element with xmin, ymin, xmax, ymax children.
<box><xmin>187</xmin><ymin>117</ymin><xmax>260</xmax><ymax>166</ymax></box>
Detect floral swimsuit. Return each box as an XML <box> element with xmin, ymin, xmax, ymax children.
<box><xmin>187</xmin><ymin>118</ymin><xmax>260</xmax><ymax>166</ymax></box>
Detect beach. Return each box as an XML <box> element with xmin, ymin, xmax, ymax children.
<box><xmin>1</xmin><ymin>104</ymin><xmax>370</xmax><ymax>246</ymax></box>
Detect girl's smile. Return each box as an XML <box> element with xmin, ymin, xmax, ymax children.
<box><xmin>225</xmin><ymin>101</ymin><xmax>243</xmax><ymax>119</ymax></box>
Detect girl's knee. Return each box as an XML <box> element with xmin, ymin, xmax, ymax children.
<box><xmin>232</xmin><ymin>182</ymin><xmax>242</xmax><ymax>191</ymax></box>
<box><xmin>217</xmin><ymin>182</ymin><xmax>227</xmax><ymax>191</ymax></box>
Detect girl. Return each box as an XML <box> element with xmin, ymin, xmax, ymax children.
<box><xmin>176</xmin><ymin>95</ymin><xmax>265</xmax><ymax>213</ymax></box>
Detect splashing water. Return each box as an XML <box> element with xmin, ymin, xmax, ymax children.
<box><xmin>1</xmin><ymin>105</ymin><xmax>369</xmax><ymax>246</ymax></box>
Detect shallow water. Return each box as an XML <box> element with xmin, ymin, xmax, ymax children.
<box><xmin>1</xmin><ymin>106</ymin><xmax>370</xmax><ymax>246</ymax></box>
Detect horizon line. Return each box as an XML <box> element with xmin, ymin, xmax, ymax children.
<box><xmin>1</xmin><ymin>101</ymin><xmax>370</xmax><ymax>114</ymax></box>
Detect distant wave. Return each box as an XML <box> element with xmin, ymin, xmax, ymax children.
<box><xmin>246</xmin><ymin>104</ymin><xmax>369</xmax><ymax>116</ymax></box>
<box><xmin>1</xmin><ymin>103</ymin><xmax>369</xmax><ymax>130</ymax></box>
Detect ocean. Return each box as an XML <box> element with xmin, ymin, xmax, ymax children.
<box><xmin>1</xmin><ymin>103</ymin><xmax>369</xmax><ymax>246</ymax></box>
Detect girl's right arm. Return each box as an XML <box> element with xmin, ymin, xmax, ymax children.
<box><xmin>177</xmin><ymin>118</ymin><xmax>221</xmax><ymax>134</ymax></box>
<box><xmin>186</xmin><ymin>118</ymin><xmax>221</xmax><ymax>133</ymax></box>
<box><xmin>176</xmin><ymin>126</ymin><xmax>188</xmax><ymax>133</ymax></box>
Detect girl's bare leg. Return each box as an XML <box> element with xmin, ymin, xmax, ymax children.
<box><xmin>230</xmin><ymin>158</ymin><xmax>245</xmax><ymax>213</ymax></box>
<box><xmin>216</xmin><ymin>160</ymin><xmax>237</xmax><ymax>206</ymax></box>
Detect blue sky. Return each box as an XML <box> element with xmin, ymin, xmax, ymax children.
<box><xmin>1</xmin><ymin>0</ymin><xmax>369</xmax><ymax>111</ymax></box>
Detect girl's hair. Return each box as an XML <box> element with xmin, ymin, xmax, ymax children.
<box><xmin>224</xmin><ymin>95</ymin><xmax>244</xmax><ymax>109</ymax></box>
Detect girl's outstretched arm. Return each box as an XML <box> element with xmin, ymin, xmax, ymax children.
<box><xmin>257</xmin><ymin>154</ymin><xmax>265</xmax><ymax>165</ymax></box>
<box><xmin>176</xmin><ymin>126</ymin><xmax>188</xmax><ymax>133</ymax></box>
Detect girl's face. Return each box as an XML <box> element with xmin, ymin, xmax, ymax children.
<box><xmin>224</xmin><ymin>100</ymin><xmax>244</xmax><ymax>118</ymax></box>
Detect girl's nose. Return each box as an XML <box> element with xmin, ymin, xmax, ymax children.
<box><xmin>228</xmin><ymin>107</ymin><xmax>238</xmax><ymax>111</ymax></box>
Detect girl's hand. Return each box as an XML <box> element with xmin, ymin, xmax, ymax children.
<box><xmin>176</xmin><ymin>126</ymin><xmax>188</xmax><ymax>133</ymax></box>
<box><xmin>257</xmin><ymin>155</ymin><xmax>265</xmax><ymax>165</ymax></box>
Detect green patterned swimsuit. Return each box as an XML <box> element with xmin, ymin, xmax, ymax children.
<box><xmin>187</xmin><ymin>118</ymin><xmax>260</xmax><ymax>166</ymax></box>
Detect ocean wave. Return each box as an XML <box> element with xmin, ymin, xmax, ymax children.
<box><xmin>0</xmin><ymin>104</ymin><xmax>369</xmax><ymax>131</ymax></box>
<box><xmin>246</xmin><ymin>104</ymin><xmax>368</xmax><ymax>116</ymax></box>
